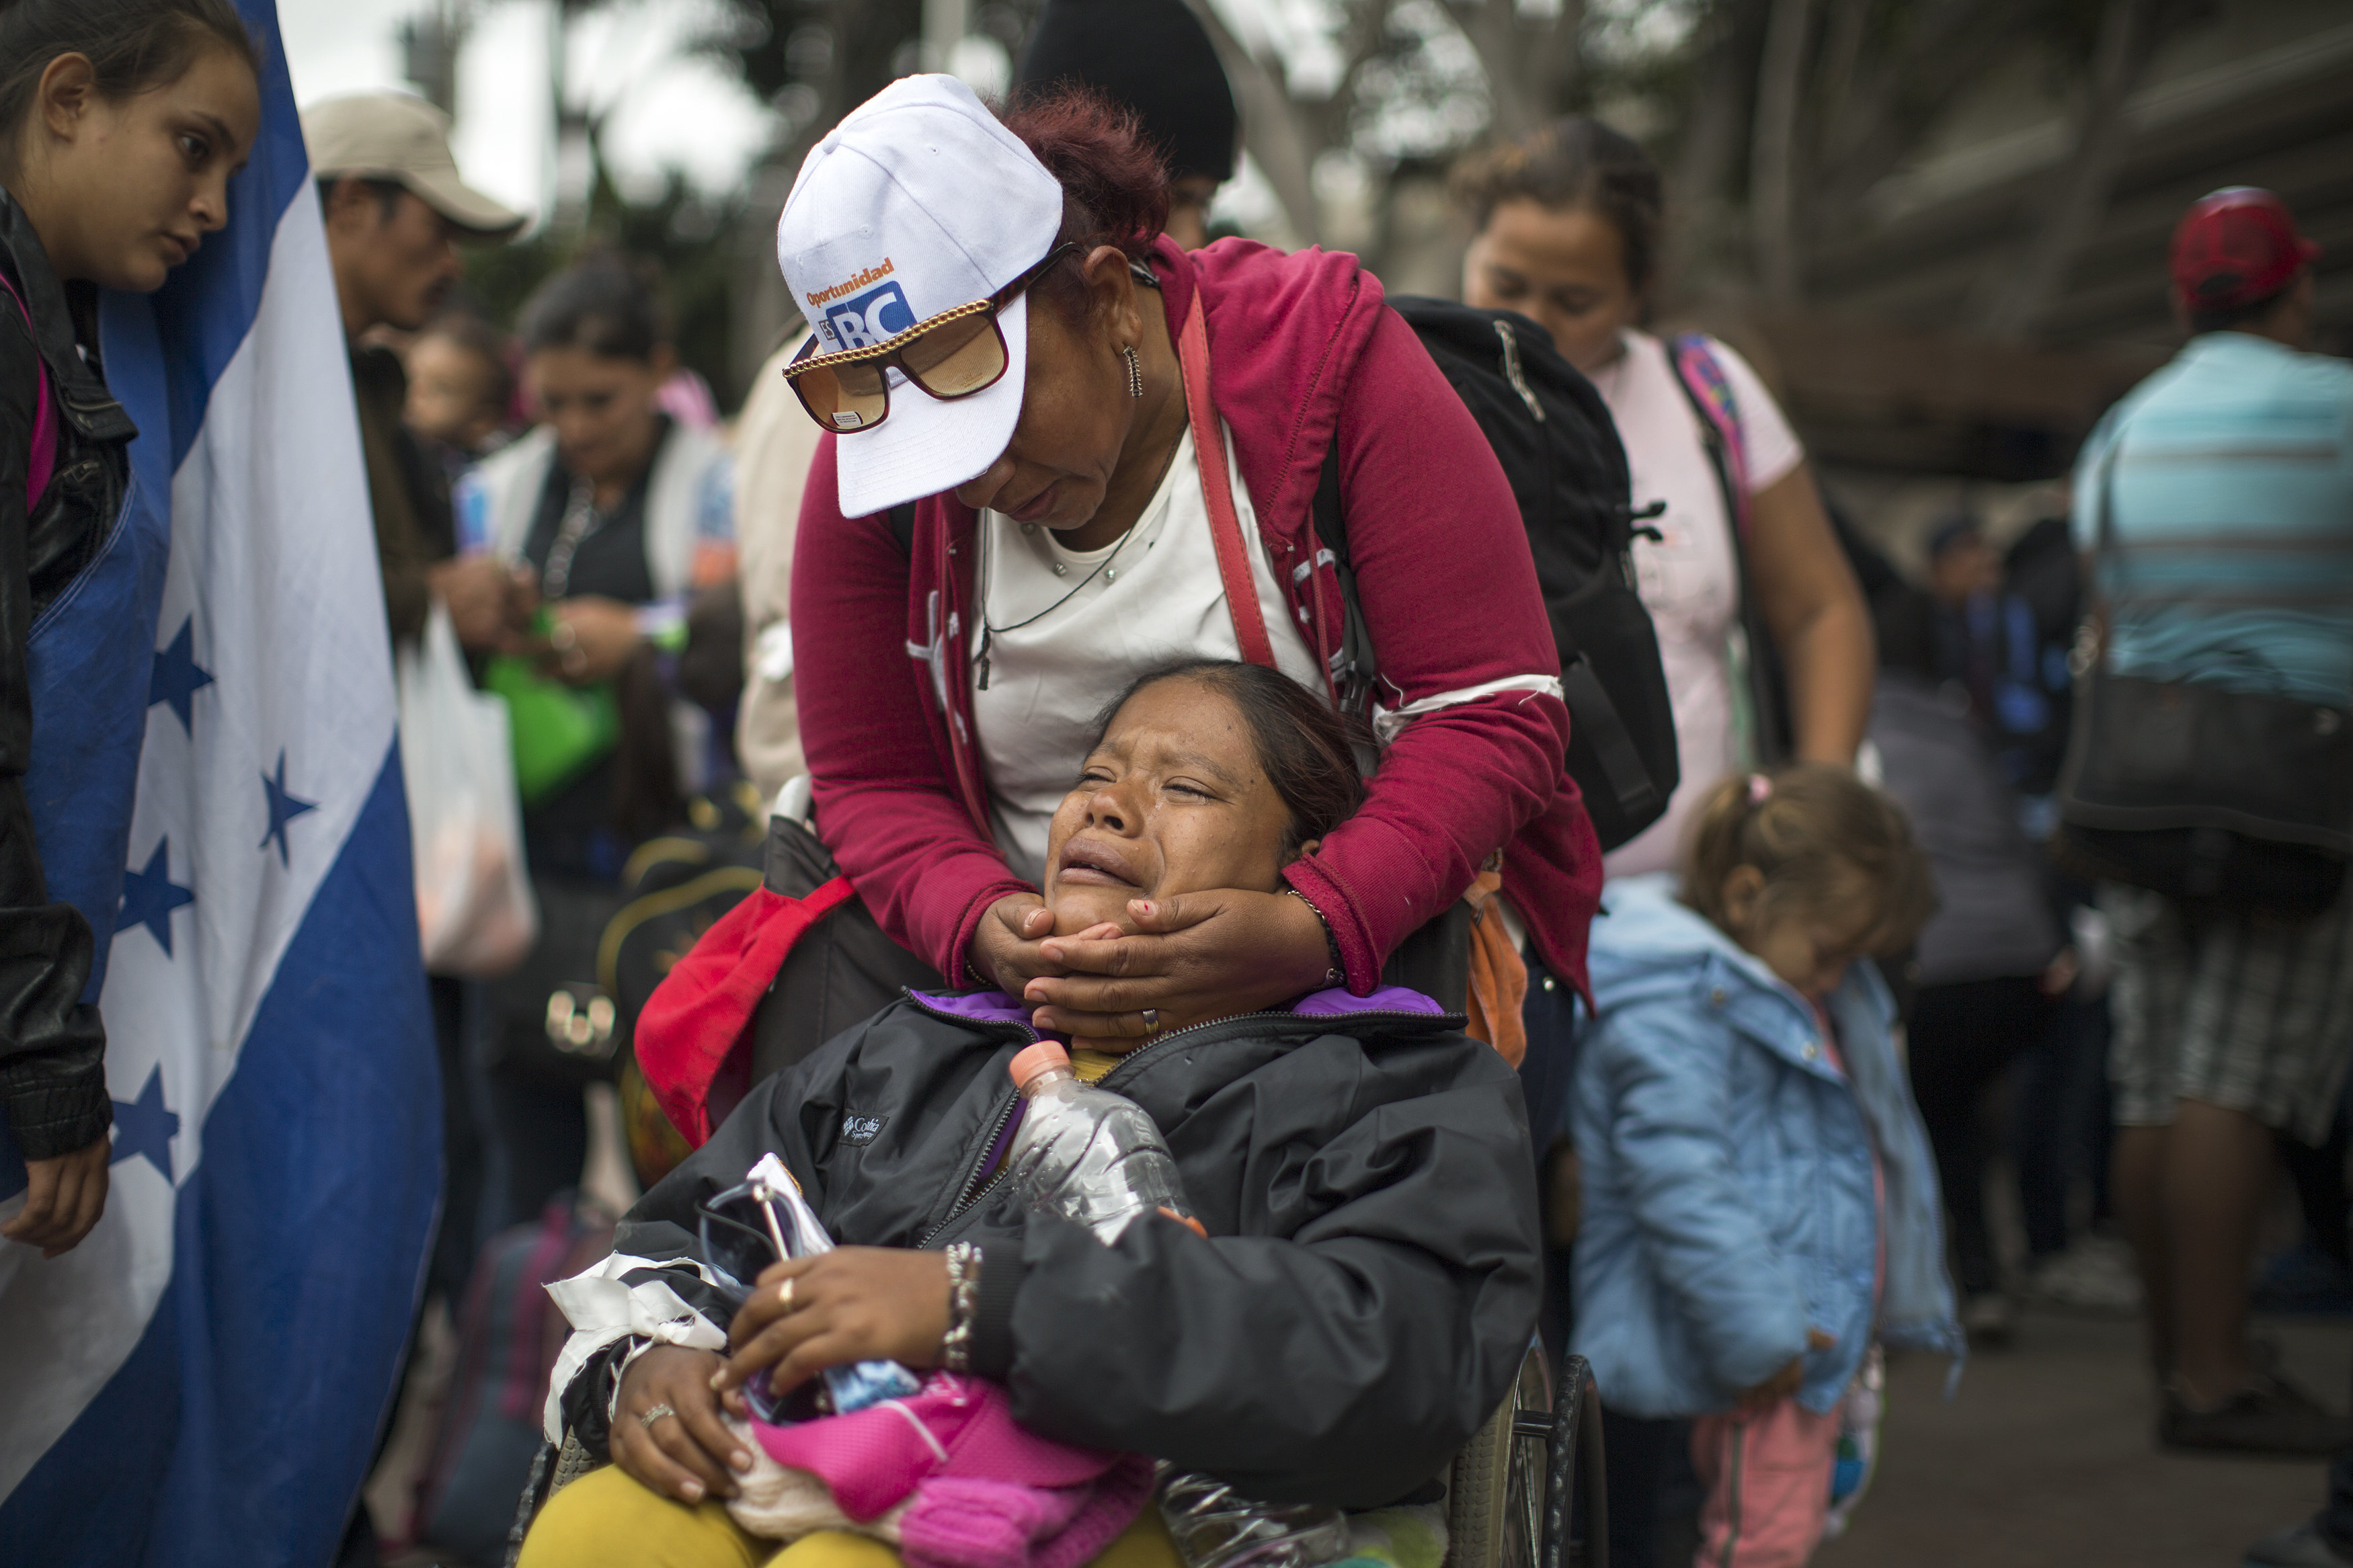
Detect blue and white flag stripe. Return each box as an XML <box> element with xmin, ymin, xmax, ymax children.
<box><xmin>0</xmin><ymin>3</ymin><xmax>440</xmax><ymax>1561</ymax></box>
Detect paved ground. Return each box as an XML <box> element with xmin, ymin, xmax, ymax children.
<box><xmin>1816</xmin><ymin>1308</ymin><xmax>2350</xmax><ymax>1568</ymax></box>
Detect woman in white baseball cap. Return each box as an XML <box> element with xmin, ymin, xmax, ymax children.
<box><xmin>779</xmin><ymin>77</ymin><xmax>1597</xmax><ymax>1065</ymax></box>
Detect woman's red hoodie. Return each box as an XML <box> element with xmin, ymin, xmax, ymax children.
<box><xmin>789</xmin><ymin>236</ymin><xmax>1602</xmax><ymax>997</ymax></box>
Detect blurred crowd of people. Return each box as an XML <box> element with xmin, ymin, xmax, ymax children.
<box><xmin>2</xmin><ymin>2</ymin><xmax>2348</xmax><ymax>1567</ymax></box>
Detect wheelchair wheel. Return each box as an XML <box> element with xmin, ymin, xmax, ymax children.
<box><xmin>1445</xmin><ymin>1343</ymin><xmax>1551</xmax><ymax>1568</ymax></box>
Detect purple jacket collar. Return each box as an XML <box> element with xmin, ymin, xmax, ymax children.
<box><xmin>908</xmin><ymin>985</ymin><xmax>1448</xmax><ymax>1032</ymax></box>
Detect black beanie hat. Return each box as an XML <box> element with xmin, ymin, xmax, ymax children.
<box><xmin>1014</xmin><ymin>0</ymin><xmax>1240</xmax><ymax>183</ymax></box>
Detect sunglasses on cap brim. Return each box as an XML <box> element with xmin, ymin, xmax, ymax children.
<box><xmin>783</xmin><ymin>242</ymin><xmax>1082</xmax><ymax>435</ymax></box>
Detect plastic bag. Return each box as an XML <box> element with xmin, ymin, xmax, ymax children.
<box><xmin>399</xmin><ymin>602</ymin><xmax>539</xmax><ymax>977</ymax></box>
<box><xmin>737</xmin><ymin>1153</ymin><xmax>922</xmax><ymax>1417</ymax></box>
<box><xmin>1821</xmin><ymin>1344</ymin><xmax>1885</xmax><ymax>1540</ymax></box>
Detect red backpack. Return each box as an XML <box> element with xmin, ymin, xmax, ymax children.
<box><xmin>634</xmin><ymin>872</ymin><xmax>856</xmax><ymax>1147</ymax></box>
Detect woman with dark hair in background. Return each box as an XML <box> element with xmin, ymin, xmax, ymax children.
<box><xmin>462</xmin><ymin>255</ymin><xmax>739</xmax><ymax>874</ymax></box>
<box><xmin>1869</xmin><ymin>583</ymin><xmax>2068</xmax><ymax>1346</ymax></box>
<box><xmin>1454</xmin><ymin>118</ymin><xmax>1874</xmax><ymax>876</ymax></box>
<box><xmin>448</xmin><ymin>257</ymin><xmax>738</xmax><ymax>1250</ymax></box>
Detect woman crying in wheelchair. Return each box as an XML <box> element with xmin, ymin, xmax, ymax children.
<box><xmin>520</xmin><ymin>659</ymin><xmax>1544</xmax><ymax>1568</ymax></box>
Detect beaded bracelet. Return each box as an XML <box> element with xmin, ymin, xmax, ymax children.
<box><xmin>940</xmin><ymin>1242</ymin><xmax>982</xmax><ymax>1373</ymax></box>
<box><xmin>1284</xmin><ymin>887</ymin><xmax>1345</xmax><ymax>988</ymax></box>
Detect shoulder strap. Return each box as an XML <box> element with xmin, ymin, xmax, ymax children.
<box><xmin>2087</xmin><ymin>438</ymin><xmax>2123</xmax><ymax>663</ymax></box>
<box><xmin>2093</xmin><ymin>438</ymin><xmax>2120</xmax><ymax>561</ymax></box>
<box><xmin>1176</xmin><ymin>295</ymin><xmax>1276</xmax><ymax>669</ymax></box>
<box><xmin>1310</xmin><ymin>435</ymin><xmax>1348</xmax><ymax>566</ymax></box>
<box><xmin>1309</xmin><ymin>439</ymin><xmax>1380</xmax><ymax>716</ymax></box>
<box><xmin>0</xmin><ymin>270</ymin><xmax>55</xmax><ymax>512</ymax></box>
<box><xmin>1668</xmin><ymin>333</ymin><xmax>1749</xmax><ymax>539</ymax></box>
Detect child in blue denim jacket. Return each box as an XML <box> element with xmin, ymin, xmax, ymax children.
<box><xmin>1572</xmin><ymin>765</ymin><xmax>1960</xmax><ymax>1567</ymax></box>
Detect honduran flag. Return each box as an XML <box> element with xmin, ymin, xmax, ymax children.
<box><xmin>0</xmin><ymin>2</ymin><xmax>440</xmax><ymax>1561</ymax></box>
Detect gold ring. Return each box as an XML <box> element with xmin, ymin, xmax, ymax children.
<box><xmin>779</xmin><ymin>1276</ymin><xmax>796</xmax><ymax>1312</ymax></box>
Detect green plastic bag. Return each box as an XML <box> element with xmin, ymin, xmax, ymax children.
<box><xmin>482</xmin><ymin>655</ymin><xmax>617</xmax><ymax>807</ymax></box>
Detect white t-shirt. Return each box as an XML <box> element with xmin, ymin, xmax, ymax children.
<box><xmin>1593</xmin><ymin>329</ymin><xmax>1804</xmax><ymax>877</ymax></box>
<box><xmin>970</xmin><ymin>425</ymin><xmax>1325</xmax><ymax>884</ymax></box>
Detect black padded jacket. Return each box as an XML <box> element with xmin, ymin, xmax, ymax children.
<box><xmin>0</xmin><ymin>188</ymin><xmax>137</xmax><ymax>1161</ymax></box>
<box><xmin>555</xmin><ymin>987</ymin><xmax>1542</xmax><ymax>1508</ymax></box>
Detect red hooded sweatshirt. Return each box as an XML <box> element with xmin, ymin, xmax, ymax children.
<box><xmin>790</xmin><ymin>236</ymin><xmax>1601</xmax><ymax>997</ymax></box>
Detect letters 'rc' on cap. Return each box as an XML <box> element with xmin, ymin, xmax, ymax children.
<box><xmin>2169</xmin><ymin>186</ymin><xmax>2321</xmax><ymax>313</ymax></box>
<box><xmin>776</xmin><ymin>75</ymin><xmax>1066</xmax><ymax>521</ymax></box>
<box><xmin>301</xmin><ymin>92</ymin><xmax>527</xmax><ymax>240</ymax></box>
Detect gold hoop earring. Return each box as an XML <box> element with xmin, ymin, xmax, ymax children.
<box><xmin>1120</xmin><ymin>345</ymin><xmax>1142</xmax><ymax>399</ymax></box>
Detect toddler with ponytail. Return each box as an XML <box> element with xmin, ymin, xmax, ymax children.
<box><xmin>1569</xmin><ymin>764</ymin><xmax>1957</xmax><ymax>1567</ymax></box>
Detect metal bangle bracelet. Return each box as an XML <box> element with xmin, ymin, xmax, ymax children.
<box><xmin>940</xmin><ymin>1242</ymin><xmax>982</xmax><ymax>1374</ymax></box>
<box><xmin>1284</xmin><ymin>886</ymin><xmax>1345</xmax><ymax>987</ymax></box>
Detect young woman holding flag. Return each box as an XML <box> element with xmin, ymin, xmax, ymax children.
<box><xmin>0</xmin><ymin>0</ymin><xmax>260</xmax><ymax>1258</ymax></box>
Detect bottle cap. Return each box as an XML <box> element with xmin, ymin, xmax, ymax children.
<box><xmin>1008</xmin><ymin>1040</ymin><xmax>1071</xmax><ymax>1093</ymax></box>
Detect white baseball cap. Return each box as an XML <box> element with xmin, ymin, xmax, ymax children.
<box><xmin>776</xmin><ymin>76</ymin><xmax>1065</xmax><ymax>520</ymax></box>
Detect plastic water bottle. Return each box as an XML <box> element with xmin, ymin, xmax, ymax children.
<box><xmin>1005</xmin><ymin>1041</ymin><xmax>1197</xmax><ymax>1242</ymax></box>
<box><xmin>1002</xmin><ymin>1044</ymin><xmax>1349</xmax><ymax>1568</ymax></box>
<box><xmin>1156</xmin><ymin>1471</ymin><xmax>1353</xmax><ymax>1568</ymax></box>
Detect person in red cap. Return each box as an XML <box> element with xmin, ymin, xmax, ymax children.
<box><xmin>2170</xmin><ymin>185</ymin><xmax>2321</xmax><ymax>336</ymax></box>
<box><xmin>2065</xmin><ymin>185</ymin><xmax>2353</xmax><ymax>1475</ymax></box>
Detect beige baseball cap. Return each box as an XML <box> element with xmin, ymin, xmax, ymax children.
<box><xmin>302</xmin><ymin>93</ymin><xmax>527</xmax><ymax>239</ymax></box>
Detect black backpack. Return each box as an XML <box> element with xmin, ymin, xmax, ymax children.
<box><xmin>1323</xmin><ymin>298</ymin><xmax>1676</xmax><ymax>851</ymax></box>
<box><xmin>885</xmin><ymin>298</ymin><xmax>1679</xmax><ymax>852</ymax></box>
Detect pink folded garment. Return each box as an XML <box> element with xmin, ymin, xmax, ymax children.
<box><xmin>900</xmin><ymin>1464</ymin><xmax>1156</xmax><ymax>1568</ymax></box>
<box><xmin>748</xmin><ymin>1373</ymin><xmax>1152</xmax><ymax>1568</ymax></box>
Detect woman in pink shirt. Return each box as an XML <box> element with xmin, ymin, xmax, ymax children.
<box><xmin>1456</xmin><ymin>118</ymin><xmax>1874</xmax><ymax>876</ymax></box>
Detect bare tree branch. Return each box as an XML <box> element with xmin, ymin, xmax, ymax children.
<box><xmin>1975</xmin><ymin>0</ymin><xmax>2157</xmax><ymax>337</ymax></box>
<box><xmin>1806</xmin><ymin>0</ymin><xmax>2036</xmax><ymax>226</ymax></box>
<box><xmin>1666</xmin><ymin>0</ymin><xmax>1766</xmax><ymax>292</ymax></box>
<box><xmin>1811</xmin><ymin>0</ymin><xmax>1869</xmax><ymax>166</ymax></box>
<box><xmin>1749</xmin><ymin>0</ymin><xmax>1815</xmax><ymax>300</ymax></box>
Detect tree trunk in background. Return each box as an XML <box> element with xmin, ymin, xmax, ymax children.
<box><xmin>1448</xmin><ymin>0</ymin><xmax>1582</xmax><ymax>142</ymax></box>
<box><xmin>1799</xmin><ymin>0</ymin><xmax>2032</xmax><ymax>261</ymax></box>
<box><xmin>1184</xmin><ymin>0</ymin><xmax>1323</xmax><ymax>245</ymax></box>
<box><xmin>1749</xmin><ymin>0</ymin><xmax>1815</xmax><ymax>302</ymax></box>
<box><xmin>1810</xmin><ymin>0</ymin><xmax>1869</xmax><ymax>171</ymax></box>
<box><xmin>1973</xmin><ymin>0</ymin><xmax>2157</xmax><ymax>339</ymax></box>
<box><xmin>1666</xmin><ymin>0</ymin><xmax>1763</xmax><ymax>301</ymax></box>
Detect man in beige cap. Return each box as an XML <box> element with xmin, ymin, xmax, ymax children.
<box><xmin>302</xmin><ymin>91</ymin><xmax>525</xmax><ymax>647</ymax></box>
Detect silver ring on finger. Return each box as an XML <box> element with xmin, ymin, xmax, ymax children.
<box><xmin>637</xmin><ymin>1401</ymin><xmax>678</xmax><ymax>1430</ymax></box>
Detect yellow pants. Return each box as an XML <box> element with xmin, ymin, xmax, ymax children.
<box><xmin>516</xmin><ymin>1462</ymin><xmax>1183</xmax><ymax>1568</ymax></box>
